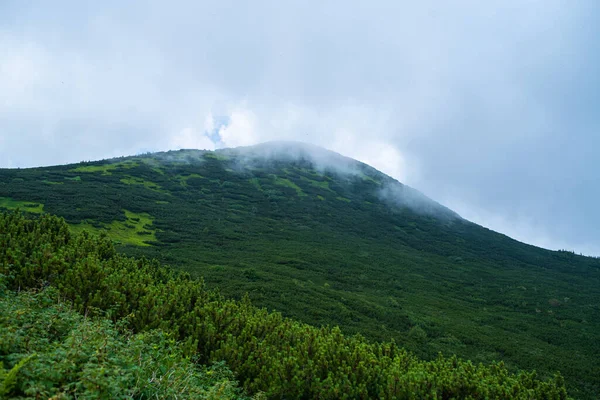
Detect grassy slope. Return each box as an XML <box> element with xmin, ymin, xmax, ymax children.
<box><xmin>0</xmin><ymin>145</ymin><xmax>599</xmax><ymax>398</ymax></box>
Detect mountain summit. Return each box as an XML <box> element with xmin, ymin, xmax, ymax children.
<box><xmin>1</xmin><ymin>141</ymin><xmax>599</xmax><ymax>398</ymax></box>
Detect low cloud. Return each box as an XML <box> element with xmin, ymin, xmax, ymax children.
<box><xmin>378</xmin><ymin>183</ymin><xmax>461</xmax><ymax>220</ymax></box>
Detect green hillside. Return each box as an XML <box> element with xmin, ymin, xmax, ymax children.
<box><xmin>1</xmin><ymin>142</ymin><xmax>599</xmax><ymax>398</ymax></box>
<box><xmin>0</xmin><ymin>212</ymin><xmax>568</xmax><ymax>398</ymax></box>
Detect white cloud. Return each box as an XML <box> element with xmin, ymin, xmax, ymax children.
<box><xmin>170</xmin><ymin>127</ymin><xmax>216</xmax><ymax>151</ymax></box>
<box><xmin>329</xmin><ymin>132</ymin><xmax>408</xmax><ymax>183</ymax></box>
<box><xmin>217</xmin><ymin>109</ymin><xmax>259</xmax><ymax>148</ymax></box>
<box><xmin>204</xmin><ymin>113</ymin><xmax>215</xmax><ymax>133</ymax></box>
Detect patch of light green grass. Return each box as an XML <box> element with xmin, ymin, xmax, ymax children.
<box><xmin>176</xmin><ymin>173</ymin><xmax>204</xmax><ymax>187</ymax></box>
<box><xmin>293</xmin><ymin>166</ymin><xmax>321</xmax><ymax>177</ymax></box>
<box><xmin>336</xmin><ymin>196</ymin><xmax>351</xmax><ymax>203</ymax></box>
<box><xmin>249</xmin><ymin>178</ymin><xmax>263</xmax><ymax>192</ymax></box>
<box><xmin>138</xmin><ymin>158</ymin><xmax>166</xmax><ymax>175</ymax></box>
<box><xmin>360</xmin><ymin>174</ymin><xmax>381</xmax><ymax>185</ymax></box>
<box><xmin>300</xmin><ymin>176</ymin><xmax>333</xmax><ymax>192</ymax></box>
<box><xmin>42</xmin><ymin>180</ymin><xmax>64</xmax><ymax>185</ymax></box>
<box><xmin>69</xmin><ymin>210</ymin><xmax>157</xmax><ymax>247</ymax></box>
<box><xmin>70</xmin><ymin>161</ymin><xmax>139</xmax><ymax>175</ymax></box>
<box><xmin>120</xmin><ymin>176</ymin><xmax>164</xmax><ymax>192</ymax></box>
<box><xmin>204</xmin><ymin>152</ymin><xmax>230</xmax><ymax>161</ymax></box>
<box><xmin>64</xmin><ymin>176</ymin><xmax>81</xmax><ymax>181</ymax></box>
<box><xmin>272</xmin><ymin>176</ymin><xmax>306</xmax><ymax>197</ymax></box>
<box><xmin>0</xmin><ymin>197</ymin><xmax>44</xmax><ymax>213</ymax></box>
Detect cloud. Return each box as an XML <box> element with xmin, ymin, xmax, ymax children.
<box><xmin>218</xmin><ymin>109</ymin><xmax>259</xmax><ymax>148</ymax></box>
<box><xmin>169</xmin><ymin>127</ymin><xmax>215</xmax><ymax>151</ymax></box>
<box><xmin>203</xmin><ymin>113</ymin><xmax>215</xmax><ymax>134</ymax></box>
<box><xmin>330</xmin><ymin>135</ymin><xmax>407</xmax><ymax>183</ymax></box>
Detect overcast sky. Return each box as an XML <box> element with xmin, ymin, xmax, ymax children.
<box><xmin>1</xmin><ymin>1</ymin><xmax>599</xmax><ymax>255</ymax></box>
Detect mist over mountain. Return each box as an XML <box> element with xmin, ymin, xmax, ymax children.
<box><xmin>223</xmin><ymin>141</ymin><xmax>461</xmax><ymax>219</ymax></box>
<box><xmin>1</xmin><ymin>141</ymin><xmax>599</xmax><ymax>398</ymax></box>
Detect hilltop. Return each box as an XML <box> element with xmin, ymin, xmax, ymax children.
<box><xmin>1</xmin><ymin>142</ymin><xmax>599</xmax><ymax>398</ymax></box>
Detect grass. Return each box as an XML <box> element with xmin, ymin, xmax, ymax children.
<box><xmin>120</xmin><ymin>176</ymin><xmax>164</xmax><ymax>192</ymax></box>
<box><xmin>69</xmin><ymin>210</ymin><xmax>157</xmax><ymax>246</ymax></box>
<box><xmin>249</xmin><ymin>178</ymin><xmax>263</xmax><ymax>191</ymax></box>
<box><xmin>360</xmin><ymin>173</ymin><xmax>381</xmax><ymax>185</ymax></box>
<box><xmin>70</xmin><ymin>160</ymin><xmax>139</xmax><ymax>175</ymax></box>
<box><xmin>0</xmin><ymin>197</ymin><xmax>44</xmax><ymax>213</ymax></box>
<box><xmin>272</xmin><ymin>176</ymin><xmax>306</xmax><ymax>197</ymax></box>
<box><xmin>0</xmin><ymin>197</ymin><xmax>168</xmax><ymax>232</ymax></box>
<box><xmin>175</xmin><ymin>173</ymin><xmax>204</xmax><ymax>186</ymax></box>
<box><xmin>300</xmin><ymin>176</ymin><xmax>333</xmax><ymax>191</ymax></box>
<box><xmin>204</xmin><ymin>152</ymin><xmax>230</xmax><ymax>161</ymax></box>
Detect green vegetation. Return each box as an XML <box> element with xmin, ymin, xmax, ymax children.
<box><xmin>0</xmin><ymin>145</ymin><xmax>599</xmax><ymax>398</ymax></box>
<box><xmin>70</xmin><ymin>160</ymin><xmax>139</xmax><ymax>175</ymax></box>
<box><xmin>248</xmin><ymin>177</ymin><xmax>262</xmax><ymax>191</ymax></box>
<box><xmin>360</xmin><ymin>173</ymin><xmax>381</xmax><ymax>185</ymax></box>
<box><xmin>42</xmin><ymin>179</ymin><xmax>63</xmax><ymax>185</ymax></box>
<box><xmin>69</xmin><ymin>210</ymin><xmax>157</xmax><ymax>246</ymax></box>
<box><xmin>301</xmin><ymin>175</ymin><xmax>333</xmax><ymax>191</ymax></box>
<box><xmin>121</xmin><ymin>175</ymin><xmax>164</xmax><ymax>192</ymax></box>
<box><xmin>204</xmin><ymin>152</ymin><xmax>230</xmax><ymax>161</ymax></box>
<box><xmin>0</xmin><ymin>197</ymin><xmax>44</xmax><ymax>214</ymax></box>
<box><xmin>0</xmin><ymin>212</ymin><xmax>569</xmax><ymax>398</ymax></box>
<box><xmin>0</xmin><ymin>285</ymin><xmax>251</xmax><ymax>399</ymax></box>
<box><xmin>272</xmin><ymin>175</ymin><xmax>306</xmax><ymax>196</ymax></box>
<box><xmin>176</xmin><ymin>173</ymin><xmax>204</xmax><ymax>186</ymax></box>
<box><xmin>0</xmin><ymin>289</ymin><xmax>252</xmax><ymax>399</ymax></box>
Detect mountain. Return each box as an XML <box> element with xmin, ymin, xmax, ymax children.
<box><xmin>1</xmin><ymin>141</ymin><xmax>599</xmax><ymax>398</ymax></box>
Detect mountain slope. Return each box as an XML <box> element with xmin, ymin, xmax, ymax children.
<box><xmin>1</xmin><ymin>142</ymin><xmax>599</xmax><ymax>398</ymax></box>
<box><xmin>0</xmin><ymin>212</ymin><xmax>568</xmax><ymax>399</ymax></box>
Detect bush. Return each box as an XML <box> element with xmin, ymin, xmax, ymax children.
<box><xmin>0</xmin><ymin>286</ymin><xmax>252</xmax><ymax>399</ymax></box>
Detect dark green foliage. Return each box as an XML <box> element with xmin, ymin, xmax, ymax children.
<box><xmin>0</xmin><ymin>212</ymin><xmax>569</xmax><ymax>398</ymax></box>
<box><xmin>1</xmin><ymin>145</ymin><xmax>599</xmax><ymax>397</ymax></box>
<box><xmin>0</xmin><ymin>286</ymin><xmax>251</xmax><ymax>399</ymax></box>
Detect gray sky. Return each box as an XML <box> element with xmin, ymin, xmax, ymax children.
<box><xmin>1</xmin><ymin>0</ymin><xmax>599</xmax><ymax>255</ymax></box>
